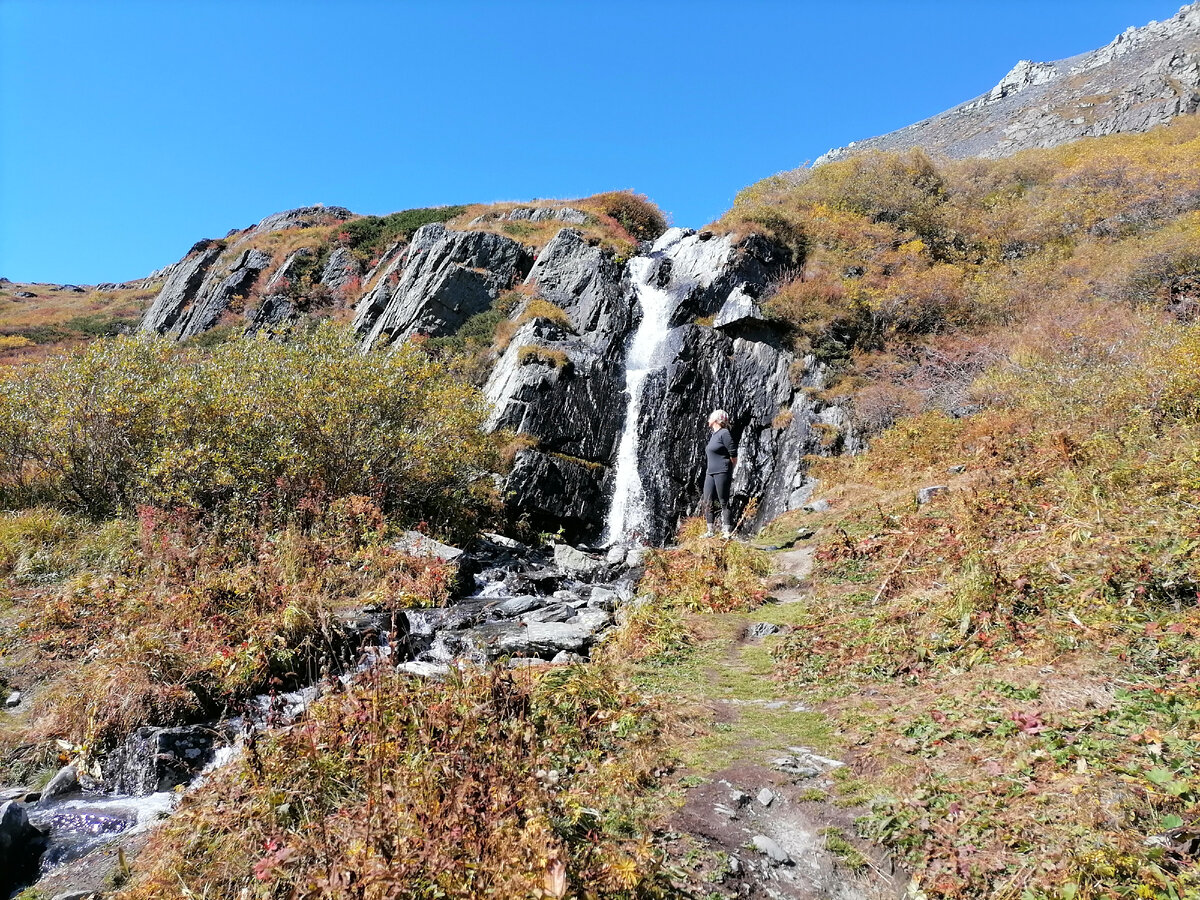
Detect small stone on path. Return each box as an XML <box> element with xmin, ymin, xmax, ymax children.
<box><xmin>757</xmin><ymin>788</ymin><xmax>775</xmax><ymax>807</ymax></box>
<box><xmin>751</xmin><ymin>834</ymin><xmax>791</xmax><ymax>865</ymax></box>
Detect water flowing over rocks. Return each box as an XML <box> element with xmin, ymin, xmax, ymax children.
<box><xmin>6</xmin><ymin>532</ymin><xmax>639</xmax><ymax>896</ymax></box>
<box><xmin>477</xmin><ymin>224</ymin><xmax>851</xmax><ymax>544</ymax></box>
<box><xmin>354</xmin><ymin>223</ymin><xmax>533</xmax><ymax>348</ymax></box>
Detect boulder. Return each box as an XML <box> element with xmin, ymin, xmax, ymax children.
<box><xmin>392</xmin><ymin>531</ymin><xmax>464</xmax><ymax>562</ymax></box>
<box><xmin>101</xmin><ymin>726</ymin><xmax>219</xmax><ymax>795</ymax></box>
<box><xmin>497</xmin><ymin>607</ymin><xmax>609</xmax><ymax>656</ymax></box>
<box><xmin>38</xmin><ymin>765</ymin><xmax>79</xmax><ymax>805</ymax></box>
<box><xmin>0</xmin><ymin>800</ymin><xmax>47</xmax><ymax>895</ymax></box>
<box><xmin>355</xmin><ymin>224</ymin><xmax>533</xmax><ymax>346</ymax></box>
<box><xmin>751</xmin><ymin>834</ymin><xmax>791</xmax><ymax>866</ymax></box>
<box><xmin>917</xmin><ymin>485</ymin><xmax>949</xmax><ymax>505</ymax></box>
<box><xmin>552</xmin><ymin>543</ymin><xmax>605</xmax><ymax>578</ymax></box>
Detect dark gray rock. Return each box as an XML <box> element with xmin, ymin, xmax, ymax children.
<box><xmin>522</xmin><ymin>604</ymin><xmax>575</xmax><ymax>624</ymax></box>
<box><xmin>495</xmin><ymin>595</ymin><xmax>542</xmax><ymax>618</ymax></box>
<box><xmin>816</xmin><ymin>4</ymin><xmax>1200</xmax><ymax>164</ymax></box>
<box><xmin>140</xmin><ymin>243</ymin><xmax>224</xmax><ymax>334</ymax></box>
<box><xmin>143</xmin><ymin>245</ymin><xmax>273</xmax><ymax>339</ymax></box>
<box><xmin>917</xmin><ymin>485</ymin><xmax>949</xmax><ymax>505</ymax></box>
<box><xmin>525</xmin><ymin>228</ymin><xmax>629</xmax><ymax>343</ymax></box>
<box><xmin>748</xmin><ymin>622</ymin><xmax>781</xmax><ymax>639</ymax></box>
<box><xmin>484</xmin><ymin>319</ymin><xmax>628</xmax><ymax>465</ymax></box>
<box><xmin>632</xmin><ymin>325</ymin><xmax>794</xmax><ymax>543</ymax></box>
<box><xmin>392</xmin><ymin>531</ymin><xmax>464</xmax><ymax>562</ymax></box>
<box><xmin>245</xmin><ymin>248</ymin><xmax>312</xmax><ymax>333</ymax></box>
<box><xmin>355</xmin><ymin>224</ymin><xmax>532</xmax><ymax>346</ymax></box>
<box><xmin>712</xmin><ymin>284</ymin><xmax>766</xmax><ymax>332</ymax></box>
<box><xmin>552</xmin><ymin>543</ymin><xmax>605</xmax><ymax>578</ymax></box>
<box><xmin>502</xmin><ymin>449</ymin><xmax>607</xmax><ymax>543</ymax></box>
<box><xmin>497</xmin><ymin>607</ymin><xmax>609</xmax><ymax>656</ymax></box>
<box><xmin>101</xmin><ymin>725</ymin><xmax>219</xmax><ymax>795</ymax></box>
<box><xmin>249</xmin><ymin>206</ymin><xmax>352</xmax><ymax>236</ymax></box>
<box><xmin>0</xmin><ymin>800</ymin><xmax>47</xmax><ymax>894</ymax></box>
<box><xmin>38</xmin><ymin>765</ymin><xmax>79</xmax><ymax>805</ymax></box>
<box><xmin>13</xmin><ymin>291</ymin><xmax>36</xmax><ymax>299</ymax></box>
<box><xmin>321</xmin><ymin>246</ymin><xmax>361</xmax><ymax>294</ymax></box>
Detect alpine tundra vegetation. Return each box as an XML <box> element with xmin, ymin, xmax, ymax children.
<box><xmin>5</xmin><ymin>5</ymin><xmax>1200</xmax><ymax>900</ymax></box>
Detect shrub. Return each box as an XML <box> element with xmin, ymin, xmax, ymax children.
<box><xmin>0</xmin><ymin>324</ymin><xmax>501</xmax><ymax>537</ymax></box>
<box><xmin>517</xmin><ymin>346</ymin><xmax>571</xmax><ymax>370</ymax></box>
<box><xmin>589</xmin><ymin>191</ymin><xmax>668</xmax><ymax>242</ymax></box>
<box><xmin>22</xmin><ymin>504</ymin><xmax>457</xmax><ymax>750</ymax></box>
<box><xmin>639</xmin><ymin>520</ymin><xmax>770</xmax><ymax>614</ymax></box>
<box><xmin>120</xmin><ymin>666</ymin><xmax>672</xmax><ymax>900</ymax></box>
<box><xmin>518</xmin><ymin>298</ymin><xmax>573</xmax><ymax>331</ymax></box>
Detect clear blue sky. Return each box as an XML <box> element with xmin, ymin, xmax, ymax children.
<box><xmin>0</xmin><ymin>0</ymin><xmax>1184</xmax><ymax>284</ymax></box>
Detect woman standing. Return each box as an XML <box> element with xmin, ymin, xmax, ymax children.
<box><xmin>702</xmin><ymin>409</ymin><xmax>738</xmax><ymax>538</ymax></box>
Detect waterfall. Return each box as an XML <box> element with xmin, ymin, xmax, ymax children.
<box><xmin>603</xmin><ymin>250</ymin><xmax>678</xmax><ymax>544</ymax></box>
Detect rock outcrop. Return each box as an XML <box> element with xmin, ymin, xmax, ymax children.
<box><xmin>0</xmin><ymin>800</ymin><xmax>47</xmax><ymax>895</ymax></box>
<box><xmin>354</xmin><ymin>224</ymin><xmax>533</xmax><ymax>347</ymax></box>
<box><xmin>817</xmin><ymin>2</ymin><xmax>1200</xmax><ymax>163</ymax></box>
<box><xmin>136</xmin><ymin>201</ymin><xmax>852</xmax><ymax>546</ymax></box>
<box><xmin>141</xmin><ymin>207</ymin><xmax>358</xmax><ymax>339</ymax></box>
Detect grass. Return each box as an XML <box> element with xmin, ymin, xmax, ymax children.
<box><xmin>118</xmin><ymin>665</ymin><xmax>675</xmax><ymax>900</ymax></box>
<box><xmin>0</xmin><ymin>282</ymin><xmax>155</xmax><ymax>361</ymax></box>
<box><xmin>451</xmin><ymin>191</ymin><xmax>667</xmax><ymax>260</ymax></box>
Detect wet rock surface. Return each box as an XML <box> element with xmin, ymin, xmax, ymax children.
<box><xmin>12</xmin><ymin>532</ymin><xmax>639</xmax><ymax>897</ymax></box>
<box><xmin>0</xmin><ymin>799</ymin><xmax>48</xmax><ymax>896</ymax></box>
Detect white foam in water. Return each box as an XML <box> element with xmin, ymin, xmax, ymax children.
<box><xmin>604</xmin><ymin>233</ymin><xmax>687</xmax><ymax>544</ymax></box>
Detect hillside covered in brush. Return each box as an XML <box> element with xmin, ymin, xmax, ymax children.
<box><xmin>5</xmin><ymin>77</ymin><xmax>1200</xmax><ymax>900</ymax></box>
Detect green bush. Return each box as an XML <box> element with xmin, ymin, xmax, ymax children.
<box><xmin>590</xmin><ymin>191</ymin><xmax>668</xmax><ymax>242</ymax></box>
<box><xmin>338</xmin><ymin>206</ymin><xmax>466</xmax><ymax>264</ymax></box>
<box><xmin>0</xmin><ymin>324</ymin><xmax>500</xmax><ymax>537</ymax></box>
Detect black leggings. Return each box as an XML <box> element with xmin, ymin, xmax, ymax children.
<box><xmin>702</xmin><ymin>471</ymin><xmax>732</xmax><ymax>526</ymax></box>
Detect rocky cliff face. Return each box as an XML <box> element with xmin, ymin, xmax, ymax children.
<box><xmin>140</xmin><ymin>206</ymin><xmax>353</xmax><ymax>339</ymax></box>
<box><xmin>482</xmin><ymin>226</ymin><xmax>849</xmax><ymax>544</ymax></box>
<box><xmin>137</xmin><ymin>203</ymin><xmax>851</xmax><ymax>545</ymax></box>
<box><xmin>354</xmin><ymin>224</ymin><xmax>532</xmax><ymax>348</ymax></box>
<box><xmin>817</xmin><ymin>2</ymin><xmax>1200</xmax><ymax>163</ymax></box>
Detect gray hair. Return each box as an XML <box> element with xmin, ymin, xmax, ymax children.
<box><xmin>708</xmin><ymin>409</ymin><xmax>729</xmax><ymax>427</ymax></box>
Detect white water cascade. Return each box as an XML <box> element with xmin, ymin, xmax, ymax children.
<box><xmin>603</xmin><ymin>250</ymin><xmax>679</xmax><ymax>544</ymax></box>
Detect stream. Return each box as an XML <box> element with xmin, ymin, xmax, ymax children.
<box><xmin>4</xmin><ymin>532</ymin><xmax>638</xmax><ymax>896</ymax></box>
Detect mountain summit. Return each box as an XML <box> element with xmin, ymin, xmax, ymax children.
<box><xmin>817</xmin><ymin>1</ymin><xmax>1200</xmax><ymax>163</ymax></box>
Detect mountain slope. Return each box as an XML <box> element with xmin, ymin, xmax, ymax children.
<box><xmin>817</xmin><ymin>1</ymin><xmax>1200</xmax><ymax>163</ymax></box>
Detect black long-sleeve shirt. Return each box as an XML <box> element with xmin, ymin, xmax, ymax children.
<box><xmin>705</xmin><ymin>427</ymin><xmax>738</xmax><ymax>474</ymax></box>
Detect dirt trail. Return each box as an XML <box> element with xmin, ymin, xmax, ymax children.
<box><xmin>663</xmin><ymin>542</ymin><xmax>904</xmax><ymax>900</ymax></box>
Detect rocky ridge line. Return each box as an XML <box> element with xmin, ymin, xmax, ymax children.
<box><xmin>816</xmin><ymin>1</ymin><xmax>1200</xmax><ymax>163</ymax></box>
